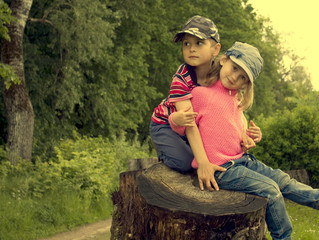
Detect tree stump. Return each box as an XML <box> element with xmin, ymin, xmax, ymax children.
<box><xmin>111</xmin><ymin>159</ymin><xmax>268</xmax><ymax>240</ymax></box>
<box><xmin>285</xmin><ymin>169</ymin><xmax>310</xmax><ymax>185</ymax></box>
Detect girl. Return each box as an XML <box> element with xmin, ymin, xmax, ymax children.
<box><xmin>170</xmin><ymin>42</ymin><xmax>319</xmax><ymax>240</ymax></box>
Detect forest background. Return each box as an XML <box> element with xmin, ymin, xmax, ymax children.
<box><xmin>0</xmin><ymin>0</ymin><xmax>319</xmax><ymax>239</ymax></box>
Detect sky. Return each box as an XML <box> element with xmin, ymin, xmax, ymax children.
<box><xmin>248</xmin><ymin>0</ymin><xmax>319</xmax><ymax>91</ymax></box>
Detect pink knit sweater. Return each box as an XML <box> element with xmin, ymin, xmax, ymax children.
<box><xmin>169</xmin><ymin>80</ymin><xmax>246</xmax><ymax>167</ymax></box>
<box><xmin>191</xmin><ymin>80</ymin><xmax>246</xmax><ymax>167</ymax></box>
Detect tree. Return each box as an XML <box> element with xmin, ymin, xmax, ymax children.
<box><xmin>1</xmin><ymin>0</ymin><xmax>312</xmax><ymax>160</ymax></box>
<box><xmin>1</xmin><ymin>0</ymin><xmax>33</xmax><ymax>164</ymax></box>
<box><xmin>24</xmin><ymin>0</ymin><xmax>161</xmax><ymax>156</ymax></box>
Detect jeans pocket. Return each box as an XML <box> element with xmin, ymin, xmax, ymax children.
<box><xmin>217</xmin><ymin>161</ymin><xmax>235</xmax><ymax>180</ymax></box>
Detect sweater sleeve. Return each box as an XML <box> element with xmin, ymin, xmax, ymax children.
<box><xmin>168</xmin><ymin>112</ymin><xmax>186</xmax><ymax>136</ymax></box>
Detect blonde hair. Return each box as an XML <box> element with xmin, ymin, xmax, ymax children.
<box><xmin>205</xmin><ymin>55</ymin><xmax>254</xmax><ymax>111</ymax></box>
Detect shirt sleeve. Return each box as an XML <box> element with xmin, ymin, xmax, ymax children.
<box><xmin>168</xmin><ymin>112</ymin><xmax>186</xmax><ymax>136</ymax></box>
<box><xmin>169</xmin><ymin>74</ymin><xmax>193</xmax><ymax>103</ymax></box>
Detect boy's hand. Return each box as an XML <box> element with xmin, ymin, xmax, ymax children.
<box><xmin>246</xmin><ymin>120</ymin><xmax>262</xmax><ymax>142</ymax></box>
<box><xmin>197</xmin><ymin>162</ymin><xmax>226</xmax><ymax>191</ymax></box>
<box><xmin>172</xmin><ymin>106</ymin><xmax>198</xmax><ymax>127</ymax></box>
<box><xmin>241</xmin><ymin>131</ymin><xmax>256</xmax><ymax>152</ymax></box>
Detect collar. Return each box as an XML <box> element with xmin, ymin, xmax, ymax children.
<box><xmin>185</xmin><ymin>61</ymin><xmax>215</xmax><ymax>86</ymax></box>
<box><xmin>185</xmin><ymin>63</ymin><xmax>198</xmax><ymax>85</ymax></box>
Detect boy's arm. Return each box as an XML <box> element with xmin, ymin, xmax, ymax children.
<box><xmin>175</xmin><ymin>100</ymin><xmax>226</xmax><ymax>191</ymax></box>
<box><xmin>247</xmin><ymin>120</ymin><xmax>262</xmax><ymax>143</ymax></box>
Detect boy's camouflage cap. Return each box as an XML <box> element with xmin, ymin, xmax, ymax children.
<box><xmin>174</xmin><ymin>15</ymin><xmax>220</xmax><ymax>43</ymax></box>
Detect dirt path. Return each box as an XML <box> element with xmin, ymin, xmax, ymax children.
<box><xmin>40</xmin><ymin>218</ymin><xmax>112</xmax><ymax>240</ymax></box>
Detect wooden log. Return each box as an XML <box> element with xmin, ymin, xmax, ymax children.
<box><xmin>111</xmin><ymin>161</ymin><xmax>268</xmax><ymax>240</ymax></box>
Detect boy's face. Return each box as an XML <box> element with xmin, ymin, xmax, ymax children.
<box><xmin>182</xmin><ymin>34</ymin><xmax>220</xmax><ymax>68</ymax></box>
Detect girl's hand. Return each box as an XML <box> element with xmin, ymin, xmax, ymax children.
<box><xmin>172</xmin><ymin>106</ymin><xmax>198</xmax><ymax>127</ymax></box>
<box><xmin>246</xmin><ymin>120</ymin><xmax>262</xmax><ymax>142</ymax></box>
<box><xmin>197</xmin><ymin>162</ymin><xmax>226</xmax><ymax>191</ymax></box>
<box><xmin>241</xmin><ymin>132</ymin><xmax>256</xmax><ymax>152</ymax></box>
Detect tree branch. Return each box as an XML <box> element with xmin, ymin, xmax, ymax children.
<box><xmin>28</xmin><ymin>17</ymin><xmax>53</xmax><ymax>26</ymax></box>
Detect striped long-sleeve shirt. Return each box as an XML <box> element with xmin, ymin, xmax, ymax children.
<box><xmin>151</xmin><ymin>63</ymin><xmax>198</xmax><ymax>124</ymax></box>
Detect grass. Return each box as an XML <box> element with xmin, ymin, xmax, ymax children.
<box><xmin>266</xmin><ymin>200</ymin><xmax>319</xmax><ymax>239</ymax></box>
<box><xmin>0</xmin><ymin>191</ymin><xmax>113</xmax><ymax>240</ymax></box>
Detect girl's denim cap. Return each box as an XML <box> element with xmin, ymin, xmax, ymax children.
<box><xmin>225</xmin><ymin>42</ymin><xmax>263</xmax><ymax>82</ymax></box>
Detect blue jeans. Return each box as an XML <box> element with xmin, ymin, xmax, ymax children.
<box><xmin>215</xmin><ymin>154</ymin><xmax>319</xmax><ymax>240</ymax></box>
<box><xmin>149</xmin><ymin>121</ymin><xmax>193</xmax><ymax>172</ymax></box>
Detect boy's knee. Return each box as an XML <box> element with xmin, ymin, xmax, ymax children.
<box><xmin>165</xmin><ymin>160</ymin><xmax>192</xmax><ymax>173</ymax></box>
<box><xmin>159</xmin><ymin>154</ymin><xmax>192</xmax><ymax>173</ymax></box>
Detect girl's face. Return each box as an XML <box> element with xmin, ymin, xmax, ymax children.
<box><xmin>182</xmin><ymin>34</ymin><xmax>220</xmax><ymax>68</ymax></box>
<box><xmin>219</xmin><ymin>57</ymin><xmax>250</xmax><ymax>90</ymax></box>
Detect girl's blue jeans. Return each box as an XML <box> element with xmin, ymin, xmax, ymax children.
<box><xmin>216</xmin><ymin>154</ymin><xmax>319</xmax><ymax>240</ymax></box>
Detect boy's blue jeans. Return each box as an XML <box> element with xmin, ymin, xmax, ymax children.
<box><xmin>216</xmin><ymin>154</ymin><xmax>319</xmax><ymax>240</ymax></box>
<box><xmin>150</xmin><ymin>121</ymin><xmax>193</xmax><ymax>172</ymax></box>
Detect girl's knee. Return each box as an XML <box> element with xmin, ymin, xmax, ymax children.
<box><xmin>262</xmin><ymin>181</ymin><xmax>283</xmax><ymax>202</ymax></box>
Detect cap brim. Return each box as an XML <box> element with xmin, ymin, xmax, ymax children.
<box><xmin>174</xmin><ymin>30</ymin><xmax>207</xmax><ymax>43</ymax></box>
<box><xmin>229</xmin><ymin>56</ymin><xmax>254</xmax><ymax>82</ymax></box>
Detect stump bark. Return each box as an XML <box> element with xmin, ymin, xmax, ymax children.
<box><xmin>111</xmin><ymin>159</ymin><xmax>268</xmax><ymax>240</ymax></box>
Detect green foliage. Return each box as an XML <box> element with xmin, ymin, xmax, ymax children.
<box><xmin>0</xmin><ymin>63</ymin><xmax>20</xmax><ymax>89</ymax></box>
<box><xmin>1</xmin><ymin>0</ymin><xmax>317</xmax><ymax>164</ymax></box>
<box><xmin>0</xmin><ymin>0</ymin><xmax>12</xmax><ymax>41</ymax></box>
<box><xmin>0</xmin><ymin>134</ymin><xmax>153</xmax><ymax>239</ymax></box>
<box><xmin>20</xmin><ymin>0</ymin><xmax>294</xmax><ymax>151</ymax></box>
<box><xmin>250</xmin><ymin>94</ymin><xmax>319</xmax><ymax>186</ymax></box>
<box><xmin>52</xmin><ymin>132</ymin><xmax>151</xmax><ymax>198</ymax></box>
<box><xmin>24</xmin><ymin>0</ymin><xmax>160</xmax><ymax>145</ymax></box>
<box><xmin>0</xmin><ymin>1</ymin><xmax>20</xmax><ymax>90</ymax></box>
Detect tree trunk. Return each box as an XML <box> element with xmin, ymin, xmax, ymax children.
<box><xmin>1</xmin><ymin>0</ymin><xmax>34</xmax><ymax>164</ymax></box>
<box><xmin>111</xmin><ymin>159</ymin><xmax>268</xmax><ymax>240</ymax></box>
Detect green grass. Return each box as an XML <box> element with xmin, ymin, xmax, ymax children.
<box><xmin>266</xmin><ymin>200</ymin><xmax>319</xmax><ymax>239</ymax></box>
<box><xmin>0</xmin><ymin>191</ymin><xmax>113</xmax><ymax>240</ymax></box>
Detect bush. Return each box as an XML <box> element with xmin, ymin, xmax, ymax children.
<box><xmin>250</xmin><ymin>104</ymin><xmax>319</xmax><ymax>187</ymax></box>
<box><xmin>0</xmin><ymin>133</ymin><xmax>153</xmax><ymax>239</ymax></box>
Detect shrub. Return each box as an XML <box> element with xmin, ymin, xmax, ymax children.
<box><xmin>250</xmin><ymin>104</ymin><xmax>319</xmax><ymax>187</ymax></box>
<box><xmin>0</xmin><ymin>133</ymin><xmax>153</xmax><ymax>239</ymax></box>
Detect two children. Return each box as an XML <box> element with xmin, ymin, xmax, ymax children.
<box><xmin>150</xmin><ymin>15</ymin><xmax>261</xmax><ymax>182</ymax></box>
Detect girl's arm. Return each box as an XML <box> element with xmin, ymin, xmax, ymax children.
<box><xmin>175</xmin><ymin>100</ymin><xmax>226</xmax><ymax>191</ymax></box>
<box><xmin>168</xmin><ymin>106</ymin><xmax>197</xmax><ymax>136</ymax></box>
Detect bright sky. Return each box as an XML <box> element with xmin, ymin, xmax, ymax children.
<box><xmin>248</xmin><ymin>0</ymin><xmax>319</xmax><ymax>91</ymax></box>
